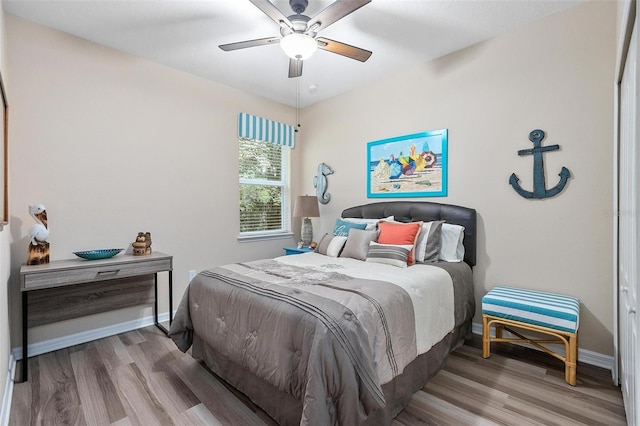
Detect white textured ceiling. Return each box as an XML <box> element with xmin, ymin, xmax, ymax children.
<box><xmin>4</xmin><ymin>0</ymin><xmax>584</xmax><ymax>108</ymax></box>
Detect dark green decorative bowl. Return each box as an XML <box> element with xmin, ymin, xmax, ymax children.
<box><xmin>73</xmin><ymin>248</ymin><xmax>123</xmax><ymax>260</ymax></box>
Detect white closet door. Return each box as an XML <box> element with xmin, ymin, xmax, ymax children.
<box><xmin>619</xmin><ymin>17</ymin><xmax>639</xmax><ymax>426</ymax></box>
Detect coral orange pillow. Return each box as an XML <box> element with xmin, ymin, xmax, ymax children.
<box><xmin>377</xmin><ymin>221</ymin><xmax>423</xmax><ymax>265</ymax></box>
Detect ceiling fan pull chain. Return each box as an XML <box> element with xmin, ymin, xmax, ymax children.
<box><xmin>296</xmin><ymin>78</ymin><xmax>301</xmax><ymax>132</ymax></box>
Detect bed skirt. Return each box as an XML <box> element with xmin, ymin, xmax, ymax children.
<box><xmin>192</xmin><ymin>319</ymin><xmax>473</xmax><ymax>426</ymax></box>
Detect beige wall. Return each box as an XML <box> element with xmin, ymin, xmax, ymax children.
<box><xmin>301</xmin><ymin>1</ymin><xmax>615</xmax><ymax>355</ymax></box>
<box><xmin>6</xmin><ymin>15</ymin><xmax>300</xmax><ymax>345</ymax></box>
<box><xmin>3</xmin><ymin>0</ymin><xmax>616</xmax><ymax>360</ymax></box>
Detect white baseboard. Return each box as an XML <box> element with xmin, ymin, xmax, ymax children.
<box><xmin>471</xmin><ymin>322</ymin><xmax>614</xmax><ymax>371</ymax></box>
<box><xmin>11</xmin><ymin>311</ymin><xmax>173</xmax><ymax>362</ymax></box>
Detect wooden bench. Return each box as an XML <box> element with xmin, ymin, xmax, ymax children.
<box><xmin>481</xmin><ymin>286</ymin><xmax>580</xmax><ymax>386</ymax></box>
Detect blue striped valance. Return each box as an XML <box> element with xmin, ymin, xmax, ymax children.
<box><xmin>238</xmin><ymin>112</ymin><xmax>295</xmax><ymax>148</ymax></box>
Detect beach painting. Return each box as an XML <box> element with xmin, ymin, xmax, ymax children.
<box><xmin>367</xmin><ymin>129</ymin><xmax>448</xmax><ymax>198</ymax></box>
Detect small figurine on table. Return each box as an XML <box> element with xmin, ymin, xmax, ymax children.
<box><xmin>27</xmin><ymin>204</ymin><xmax>50</xmax><ymax>265</ymax></box>
<box><xmin>132</xmin><ymin>231</ymin><xmax>152</xmax><ymax>255</ymax></box>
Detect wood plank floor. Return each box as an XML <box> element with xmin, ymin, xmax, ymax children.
<box><xmin>9</xmin><ymin>326</ymin><xmax>627</xmax><ymax>425</ymax></box>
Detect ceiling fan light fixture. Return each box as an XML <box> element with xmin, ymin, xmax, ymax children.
<box><xmin>280</xmin><ymin>33</ymin><xmax>317</xmax><ymax>60</ymax></box>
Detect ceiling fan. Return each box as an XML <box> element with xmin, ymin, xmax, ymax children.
<box><xmin>219</xmin><ymin>0</ymin><xmax>372</xmax><ymax>78</ymax></box>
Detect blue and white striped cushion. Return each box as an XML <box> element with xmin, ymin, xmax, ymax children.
<box><xmin>482</xmin><ymin>286</ymin><xmax>580</xmax><ymax>333</ymax></box>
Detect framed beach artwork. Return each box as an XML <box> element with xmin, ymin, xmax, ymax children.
<box><xmin>367</xmin><ymin>129</ymin><xmax>448</xmax><ymax>198</ymax></box>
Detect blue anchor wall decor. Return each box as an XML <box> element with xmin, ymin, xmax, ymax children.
<box><xmin>313</xmin><ymin>163</ymin><xmax>334</xmax><ymax>204</ymax></box>
<box><xmin>509</xmin><ymin>129</ymin><xmax>570</xmax><ymax>199</ymax></box>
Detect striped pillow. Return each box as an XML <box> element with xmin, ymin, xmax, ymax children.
<box><xmin>366</xmin><ymin>242</ymin><xmax>413</xmax><ymax>268</ymax></box>
<box><xmin>415</xmin><ymin>220</ymin><xmax>444</xmax><ymax>263</ymax></box>
<box><xmin>316</xmin><ymin>233</ymin><xmax>348</xmax><ymax>257</ymax></box>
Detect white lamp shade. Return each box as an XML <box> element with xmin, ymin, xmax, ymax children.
<box><xmin>280</xmin><ymin>33</ymin><xmax>318</xmax><ymax>60</ymax></box>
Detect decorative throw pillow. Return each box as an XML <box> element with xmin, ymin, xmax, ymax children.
<box><xmin>333</xmin><ymin>218</ymin><xmax>367</xmax><ymax>237</ymax></box>
<box><xmin>316</xmin><ymin>233</ymin><xmax>348</xmax><ymax>257</ymax></box>
<box><xmin>439</xmin><ymin>223</ymin><xmax>465</xmax><ymax>262</ymax></box>
<box><xmin>340</xmin><ymin>228</ymin><xmax>378</xmax><ymax>261</ymax></box>
<box><xmin>341</xmin><ymin>216</ymin><xmax>395</xmax><ymax>230</ymax></box>
<box><xmin>415</xmin><ymin>221</ymin><xmax>444</xmax><ymax>263</ymax></box>
<box><xmin>366</xmin><ymin>242</ymin><xmax>412</xmax><ymax>268</ymax></box>
<box><xmin>377</xmin><ymin>221</ymin><xmax>423</xmax><ymax>265</ymax></box>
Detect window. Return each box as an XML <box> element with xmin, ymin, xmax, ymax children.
<box><xmin>237</xmin><ymin>112</ymin><xmax>295</xmax><ymax>241</ymax></box>
<box><xmin>239</xmin><ymin>138</ymin><xmax>291</xmax><ymax>238</ymax></box>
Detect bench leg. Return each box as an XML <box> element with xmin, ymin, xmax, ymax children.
<box><xmin>482</xmin><ymin>314</ymin><xmax>490</xmax><ymax>358</ymax></box>
<box><xmin>495</xmin><ymin>323</ymin><xmax>503</xmax><ymax>339</ymax></box>
<box><xmin>566</xmin><ymin>333</ymin><xmax>577</xmax><ymax>386</ymax></box>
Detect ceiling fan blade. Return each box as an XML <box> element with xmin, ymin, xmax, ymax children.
<box><xmin>307</xmin><ymin>0</ymin><xmax>370</xmax><ymax>32</ymax></box>
<box><xmin>289</xmin><ymin>59</ymin><xmax>303</xmax><ymax>78</ymax></box>
<box><xmin>316</xmin><ymin>37</ymin><xmax>372</xmax><ymax>62</ymax></box>
<box><xmin>219</xmin><ymin>37</ymin><xmax>280</xmax><ymax>51</ymax></box>
<box><xmin>249</xmin><ymin>0</ymin><xmax>293</xmax><ymax>29</ymax></box>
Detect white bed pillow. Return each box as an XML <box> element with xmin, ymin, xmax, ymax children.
<box><xmin>439</xmin><ymin>223</ymin><xmax>465</xmax><ymax>262</ymax></box>
<box><xmin>341</xmin><ymin>216</ymin><xmax>394</xmax><ymax>230</ymax></box>
<box><xmin>316</xmin><ymin>233</ymin><xmax>348</xmax><ymax>257</ymax></box>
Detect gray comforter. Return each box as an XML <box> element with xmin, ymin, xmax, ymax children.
<box><xmin>170</xmin><ymin>258</ymin><xmax>472</xmax><ymax>425</ymax></box>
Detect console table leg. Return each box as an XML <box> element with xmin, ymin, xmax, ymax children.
<box><xmin>168</xmin><ymin>270</ymin><xmax>173</xmax><ymax>327</ymax></box>
<box><xmin>153</xmin><ymin>272</ymin><xmax>170</xmax><ymax>336</ymax></box>
<box><xmin>154</xmin><ymin>272</ymin><xmax>159</xmax><ymax>326</ymax></box>
<box><xmin>21</xmin><ymin>292</ymin><xmax>28</xmax><ymax>383</ymax></box>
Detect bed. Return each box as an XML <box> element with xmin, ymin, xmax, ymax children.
<box><xmin>170</xmin><ymin>201</ymin><xmax>476</xmax><ymax>425</ymax></box>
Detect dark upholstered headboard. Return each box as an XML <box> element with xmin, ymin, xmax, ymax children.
<box><xmin>341</xmin><ymin>201</ymin><xmax>477</xmax><ymax>267</ymax></box>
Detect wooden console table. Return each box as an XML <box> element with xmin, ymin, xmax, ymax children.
<box><xmin>19</xmin><ymin>251</ymin><xmax>173</xmax><ymax>382</ymax></box>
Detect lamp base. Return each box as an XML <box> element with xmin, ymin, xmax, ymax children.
<box><xmin>301</xmin><ymin>217</ymin><xmax>313</xmax><ymax>247</ymax></box>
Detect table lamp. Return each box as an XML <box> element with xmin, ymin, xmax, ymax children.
<box><xmin>293</xmin><ymin>195</ymin><xmax>320</xmax><ymax>247</ymax></box>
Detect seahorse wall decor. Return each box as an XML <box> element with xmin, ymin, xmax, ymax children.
<box><xmin>313</xmin><ymin>163</ymin><xmax>334</xmax><ymax>204</ymax></box>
